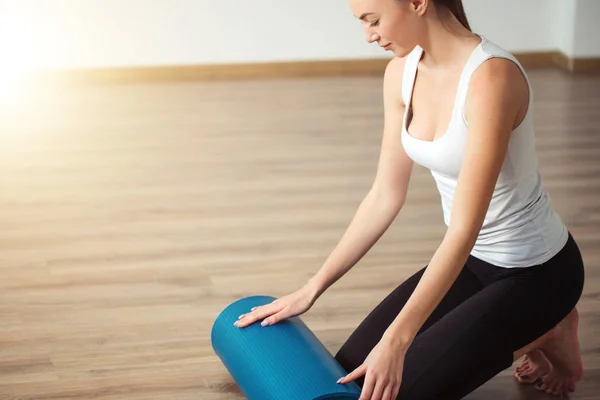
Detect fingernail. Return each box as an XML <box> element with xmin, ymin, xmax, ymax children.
<box><xmin>251</xmin><ymin>307</ymin><xmax>257</xmax><ymax>310</ymax></box>
<box><xmin>261</xmin><ymin>320</ymin><xmax>269</xmax><ymax>326</ymax></box>
<box><xmin>234</xmin><ymin>321</ymin><xmax>239</xmax><ymax>327</ymax></box>
<box><xmin>238</xmin><ymin>314</ymin><xmax>245</xmax><ymax>319</ymax></box>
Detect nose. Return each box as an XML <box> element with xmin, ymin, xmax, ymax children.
<box><xmin>366</xmin><ymin>31</ymin><xmax>380</xmax><ymax>44</ymax></box>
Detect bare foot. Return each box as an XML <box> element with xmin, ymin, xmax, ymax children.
<box><xmin>537</xmin><ymin>307</ymin><xmax>583</xmax><ymax>395</ymax></box>
<box><xmin>518</xmin><ymin>307</ymin><xmax>583</xmax><ymax>396</ymax></box>
<box><xmin>514</xmin><ymin>349</ymin><xmax>552</xmax><ymax>384</ymax></box>
<box><xmin>536</xmin><ymin>368</ymin><xmax>576</xmax><ymax>396</ymax></box>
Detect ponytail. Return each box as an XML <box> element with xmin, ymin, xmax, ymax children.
<box><xmin>435</xmin><ymin>0</ymin><xmax>471</xmax><ymax>31</ymax></box>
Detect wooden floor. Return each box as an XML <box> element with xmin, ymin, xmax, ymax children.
<box><xmin>0</xmin><ymin>67</ymin><xmax>599</xmax><ymax>399</ymax></box>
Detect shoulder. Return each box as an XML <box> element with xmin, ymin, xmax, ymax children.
<box><xmin>466</xmin><ymin>57</ymin><xmax>530</xmax><ymax>127</ymax></box>
<box><xmin>471</xmin><ymin>57</ymin><xmax>528</xmax><ymax>96</ymax></box>
<box><xmin>384</xmin><ymin>55</ymin><xmax>408</xmax><ymax>82</ymax></box>
<box><xmin>469</xmin><ymin>57</ymin><xmax>529</xmax><ymax>105</ymax></box>
<box><xmin>382</xmin><ymin>55</ymin><xmax>409</xmax><ymax>107</ymax></box>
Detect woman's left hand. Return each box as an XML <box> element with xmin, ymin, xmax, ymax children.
<box><xmin>337</xmin><ymin>335</ymin><xmax>407</xmax><ymax>400</ymax></box>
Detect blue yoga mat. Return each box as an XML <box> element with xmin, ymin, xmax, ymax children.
<box><xmin>211</xmin><ymin>295</ymin><xmax>362</xmax><ymax>400</ymax></box>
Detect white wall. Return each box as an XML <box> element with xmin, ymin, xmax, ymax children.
<box><xmin>552</xmin><ymin>0</ymin><xmax>577</xmax><ymax>57</ymax></box>
<box><xmin>0</xmin><ymin>0</ymin><xmax>598</xmax><ymax>71</ymax></box>
<box><xmin>572</xmin><ymin>0</ymin><xmax>600</xmax><ymax>57</ymax></box>
<box><xmin>547</xmin><ymin>0</ymin><xmax>600</xmax><ymax>58</ymax></box>
<box><xmin>465</xmin><ymin>0</ymin><xmax>557</xmax><ymax>52</ymax></box>
<box><xmin>1</xmin><ymin>0</ymin><xmax>379</xmax><ymax>69</ymax></box>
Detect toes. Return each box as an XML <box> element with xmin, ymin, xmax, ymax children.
<box><xmin>514</xmin><ymin>370</ymin><xmax>525</xmax><ymax>382</ymax></box>
<box><xmin>518</xmin><ymin>359</ymin><xmax>530</xmax><ymax>370</ymax></box>
<box><xmin>516</xmin><ymin>367</ymin><xmax>538</xmax><ymax>383</ymax></box>
<box><xmin>535</xmin><ymin>377</ymin><xmax>549</xmax><ymax>392</ymax></box>
<box><xmin>518</xmin><ymin>375</ymin><xmax>535</xmax><ymax>384</ymax></box>
<box><xmin>514</xmin><ymin>372</ymin><xmax>527</xmax><ymax>383</ymax></box>
<box><xmin>536</xmin><ymin>376</ymin><xmax>565</xmax><ymax>396</ymax></box>
<box><xmin>516</xmin><ymin>373</ymin><xmax>529</xmax><ymax>383</ymax></box>
<box><xmin>553</xmin><ymin>380</ymin><xmax>566</xmax><ymax>396</ymax></box>
<box><xmin>517</xmin><ymin>357</ymin><xmax>530</xmax><ymax>370</ymax></box>
<box><xmin>547</xmin><ymin>379</ymin><xmax>560</xmax><ymax>395</ymax></box>
<box><xmin>518</xmin><ymin>365</ymin><xmax>532</xmax><ymax>376</ymax></box>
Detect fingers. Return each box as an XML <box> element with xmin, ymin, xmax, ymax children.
<box><xmin>391</xmin><ymin>382</ymin><xmax>402</xmax><ymax>400</ymax></box>
<box><xmin>381</xmin><ymin>383</ymin><xmax>394</xmax><ymax>400</ymax></box>
<box><xmin>234</xmin><ymin>301</ymin><xmax>283</xmax><ymax>328</ymax></box>
<box><xmin>360</xmin><ymin>376</ymin><xmax>397</xmax><ymax>400</ymax></box>
<box><xmin>261</xmin><ymin>307</ymin><xmax>294</xmax><ymax>327</ymax></box>
<box><xmin>338</xmin><ymin>363</ymin><xmax>366</xmax><ymax>384</ymax></box>
<box><xmin>369</xmin><ymin>377</ymin><xmax>385</xmax><ymax>400</ymax></box>
<box><xmin>358</xmin><ymin>370</ymin><xmax>374</xmax><ymax>400</ymax></box>
<box><xmin>339</xmin><ymin>365</ymin><xmax>400</xmax><ymax>400</ymax></box>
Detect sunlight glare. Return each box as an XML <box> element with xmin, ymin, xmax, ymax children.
<box><xmin>0</xmin><ymin>18</ymin><xmax>42</xmax><ymax>111</ymax></box>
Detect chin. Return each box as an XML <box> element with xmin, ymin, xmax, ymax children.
<box><xmin>389</xmin><ymin>42</ymin><xmax>417</xmax><ymax>58</ymax></box>
<box><xmin>392</xmin><ymin>48</ymin><xmax>411</xmax><ymax>58</ymax></box>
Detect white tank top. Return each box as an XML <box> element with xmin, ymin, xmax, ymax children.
<box><xmin>400</xmin><ymin>35</ymin><xmax>568</xmax><ymax>268</ymax></box>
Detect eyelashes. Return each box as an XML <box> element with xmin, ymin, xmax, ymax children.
<box><xmin>370</xmin><ymin>20</ymin><xmax>380</xmax><ymax>27</ymax></box>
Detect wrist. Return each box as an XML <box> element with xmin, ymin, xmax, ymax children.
<box><xmin>382</xmin><ymin>327</ymin><xmax>414</xmax><ymax>352</ymax></box>
<box><xmin>304</xmin><ymin>277</ymin><xmax>325</xmax><ymax>302</ymax></box>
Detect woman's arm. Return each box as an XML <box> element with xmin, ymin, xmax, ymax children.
<box><xmin>306</xmin><ymin>57</ymin><xmax>415</xmax><ymax>300</ymax></box>
<box><xmin>381</xmin><ymin>58</ymin><xmax>530</xmax><ymax>348</ymax></box>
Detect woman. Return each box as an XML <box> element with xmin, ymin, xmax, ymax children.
<box><xmin>234</xmin><ymin>1</ymin><xmax>585</xmax><ymax>399</ymax></box>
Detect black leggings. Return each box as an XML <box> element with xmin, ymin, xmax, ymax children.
<box><xmin>334</xmin><ymin>232</ymin><xmax>585</xmax><ymax>400</ymax></box>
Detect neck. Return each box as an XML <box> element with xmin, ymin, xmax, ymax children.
<box><xmin>418</xmin><ymin>14</ymin><xmax>479</xmax><ymax>70</ymax></box>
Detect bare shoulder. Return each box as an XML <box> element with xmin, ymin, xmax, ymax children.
<box><xmin>469</xmin><ymin>57</ymin><xmax>529</xmax><ymax>106</ymax></box>
<box><xmin>383</xmin><ymin>56</ymin><xmax>409</xmax><ymax>107</ymax></box>
<box><xmin>467</xmin><ymin>57</ymin><xmax>529</xmax><ymax>127</ymax></box>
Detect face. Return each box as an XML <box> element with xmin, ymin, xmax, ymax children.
<box><xmin>348</xmin><ymin>0</ymin><xmax>427</xmax><ymax>57</ymax></box>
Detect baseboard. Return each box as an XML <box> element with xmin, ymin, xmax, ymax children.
<box><xmin>33</xmin><ymin>51</ymin><xmax>600</xmax><ymax>86</ymax></box>
<box><xmin>570</xmin><ymin>57</ymin><xmax>600</xmax><ymax>74</ymax></box>
<box><xmin>514</xmin><ymin>51</ymin><xmax>561</xmax><ymax>70</ymax></box>
<box><xmin>36</xmin><ymin>59</ymin><xmax>392</xmax><ymax>86</ymax></box>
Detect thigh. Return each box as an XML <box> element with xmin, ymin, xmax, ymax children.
<box><xmin>397</xmin><ymin>265</ymin><xmax>583</xmax><ymax>400</ymax></box>
<box><xmin>334</xmin><ymin>264</ymin><xmax>482</xmax><ymax>387</ymax></box>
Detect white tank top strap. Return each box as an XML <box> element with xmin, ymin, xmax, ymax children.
<box><xmin>401</xmin><ymin>45</ymin><xmax>424</xmax><ymax>107</ymax></box>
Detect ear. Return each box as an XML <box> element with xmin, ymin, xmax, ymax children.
<box><xmin>409</xmin><ymin>0</ymin><xmax>429</xmax><ymax>16</ymax></box>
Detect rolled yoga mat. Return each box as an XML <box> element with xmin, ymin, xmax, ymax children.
<box><xmin>211</xmin><ymin>295</ymin><xmax>362</xmax><ymax>400</ymax></box>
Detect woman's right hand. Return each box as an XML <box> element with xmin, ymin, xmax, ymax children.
<box><xmin>234</xmin><ymin>283</ymin><xmax>320</xmax><ymax>329</ymax></box>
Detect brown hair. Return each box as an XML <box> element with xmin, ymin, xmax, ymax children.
<box><xmin>435</xmin><ymin>0</ymin><xmax>471</xmax><ymax>31</ymax></box>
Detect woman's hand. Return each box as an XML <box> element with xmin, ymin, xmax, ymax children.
<box><xmin>337</xmin><ymin>335</ymin><xmax>407</xmax><ymax>400</ymax></box>
<box><xmin>234</xmin><ymin>283</ymin><xmax>320</xmax><ymax>328</ymax></box>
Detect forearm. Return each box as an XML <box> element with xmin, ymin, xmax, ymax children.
<box><xmin>306</xmin><ymin>188</ymin><xmax>404</xmax><ymax>300</ymax></box>
<box><xmin>382</xmin><ymin>229</ymin><xmax>477</xmax><ymax>349</ymax></box>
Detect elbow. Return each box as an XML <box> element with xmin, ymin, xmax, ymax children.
<box><xmin>446</xmin><ymin>222</ymin><xmax>481</xmax><ymax>251</ymax></box>
<box><xmin>370</xmin><ymin>185</ymin><xmax>406</xmax><ymax>214</ymax></box>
